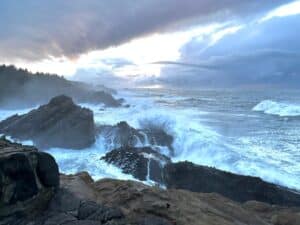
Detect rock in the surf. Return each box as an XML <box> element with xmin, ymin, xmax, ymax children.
<box><xmin>97</xmin><ymin>121</ymin><xmax>145</xmax><ymax>149</ymax></box>
<box><xmin>101</xmin><ymin>146</ymin><xmax>171</xmax><ymax>183</ymax></box>
<box><xmin>0</xmin><ymin>95</ymin><xmax>95</xmax><ymax>149</ymax></box>
<box><xmin>163</xmin><ymin>161</ymin><xmax>300</xmax><ymax>207</ymax></box>
<box><xmin>97</xmin><ymin>121</ymin><xmax>174</xmax><ymax>154</ymax></box>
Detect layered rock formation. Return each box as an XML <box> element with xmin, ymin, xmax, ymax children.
<box><xmin>101</xmin><ymin>146</ymin><xmax>171</xmax><ymax>183</ymax></box>
<box><xmin>0</xmin><ymin>95</ymin><xmax>95</xmax><ymax>149</ymax></box>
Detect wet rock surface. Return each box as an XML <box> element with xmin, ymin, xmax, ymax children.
<box><xmin>163</xmin><ymin>161</ymin><xmax>300</xmax><ymax>207</ymax></box>
<box><xmin>97</xmin><ymin>121</ymin><xmax>174</xmax><ymax>154</ymax></box>
<box><xmin>97</xmin><ymin>122</ymin><xmax>146</xmax><ymax>149</ymax></box>
<box><xmin>0</xmin><ymin>95</ymin><xmax>95</xmax><ymax>149</ymax></box>
<box><xmin>1</xmin><ymin>136</ymin><xmax>300</xmax><ymax>225</ymax></box>
<box><xmin>101</xmin><ymin>146</ymin><xmax>171</xmax><ymax>183</ymax></box>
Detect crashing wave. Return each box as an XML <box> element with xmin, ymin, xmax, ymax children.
<box><xmin>253</xmin><ymin>100</ymin><xmax>300</xmax><ymax>117</ymax></box>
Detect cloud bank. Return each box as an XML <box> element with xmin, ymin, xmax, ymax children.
<box><xmin>0</xmin><ymin>0</ymin><xmax>289</xmax><ymax>61</ymax></box>
<box><xmin>158</xmin><ymin>14</ymin><xmax>300</xmax><ymax>88</ymax></box>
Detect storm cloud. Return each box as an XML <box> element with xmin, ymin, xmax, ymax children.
<box><xmin>158</xmin><ymin>14</ymin><xmax>300</xmax><ymax>88</ymax></box>
<box><xmin>0</xmin><ymin>0</ymin><xmax>290</xmax><ymax>61</ymax></box>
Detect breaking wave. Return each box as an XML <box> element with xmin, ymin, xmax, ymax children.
<box><xmin>253</xmin><ymin>100</ymin><xmax>300</xmax><ymax>117</ymax></box>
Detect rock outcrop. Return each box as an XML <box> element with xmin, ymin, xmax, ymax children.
<box><xmin>0</xmin><ymin>137</ymin><xmax>59</xmax><ymax>221</ymax></box>
<box><xmin>1</xmin><ymin>138</ymin><xmax>300</xmax><ymax>225</ymax></box>
<box><xmin>101</xmin><ymin>146</ymin><xmax>171</xmax><ymax>183</ymax></box>
<box><xmin>163</xmin><ymin>161</ymin><xmax>300</xmax><ymax>207</ymax></box>
<box><xmin>140</xmin><ymin>122</ymin><xmax>174</xmax><ymax>155</ymax></box>
<box><xmin>60</xmin><ymin>173</ymin><xmax>300</xmax><ymax>225</ymax></box>
<box><xmin>0</xmin><ymin>95</ymin><xmax>95</xmax><ymax>149</ymax></box>
<box><xmin>97</xmin><ymin>121</ymin><xmax>174</xmax><ymax>154</ymax></box>
<box><xmin>97</xmin><ymin>122</ymin><xmax>145</xmax><ymax>149</ymax></box>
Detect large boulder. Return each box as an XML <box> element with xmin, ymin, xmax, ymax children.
<box><xmin>163</xmin><ymin>161</ymin><xmax>300</xmax><ymax>207</ymax></box>
<box><xmin>0</xmin><ymin>95</ymin><xmax>95</xmax><ymax>149</ymax></box>
<box><xmin>101</xmin><ymin>147</ymin><xmax>171</xmax><ymax>183</ymax></box>
<box><xmin>0</xmin><ymin>137</ymin><xmax>59</xmax><ymax>219</ymax></box>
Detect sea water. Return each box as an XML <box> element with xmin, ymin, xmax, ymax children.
<box><xmin>1</xmin><ymin>88</ymin><xmax>299</xmax><ymax>190</ymax></box>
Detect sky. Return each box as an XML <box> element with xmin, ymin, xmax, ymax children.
<box><xmin>1</xmin><ymin>0</ymin><xmax>300</xmax><ymax>88</ymax></box>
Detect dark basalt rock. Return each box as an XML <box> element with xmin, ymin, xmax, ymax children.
<box><xmin>97</xmin><ymin>121</ymin><xmax>174</xmax><ymax>154</ymax></box>
<box><xmin>97</xmin><ymin>122</ymin><xmax>145</xmax><ymax>149</ymax></box>
<box><xmin>0</xmin><ymin>137</ymin><xmax>59</xmax><ymax>219</ymax></box>
<box><xmin>143</xmin><ymin>128</ymin><xmax>174</xmax><ymax>156</ymax></box>
<box><xmin>163</xmin><ymin>161</ymin><xmax>300</xmax><ymax>207</ymax></box>
<box><xmin>101</xmin><ymin>146</ymin><xmax>171</xmax><ymax>183</ymax></box>
<box><xmin>0</xmin><ymin>95</ymin><xmax>95</xmax><ymax>149</ymax></box>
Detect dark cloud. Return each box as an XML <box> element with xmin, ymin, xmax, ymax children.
<box><xmin>0</xmin><ymin>0</ymin><xmax>290</xmax><ymax>61</ymax></box>
<box><xmin>159</xmin><ymin>14</ymin><xmax>300</xmax><ymax>88</ymax></box>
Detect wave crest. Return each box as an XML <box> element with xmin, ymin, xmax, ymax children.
<box><xmin>253</xmin><ymin>100</ymin><xmax>300</xmax><ymax>117</ymax></box>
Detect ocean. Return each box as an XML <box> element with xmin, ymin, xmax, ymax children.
<box><xmin>1</xmin><ymin>88</ymin><xmax>300</xmax><ymax>190</ymax></box>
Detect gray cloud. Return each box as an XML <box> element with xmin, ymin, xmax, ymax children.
<box><xmin>0</xmin><ymin>0</ymin><xmax>290</xmax><ymax>61</ymax></box>
<box><xmin>159</xmin><ymin>14</ymin><xmax>300</xmax><ymax>88</ymax></box>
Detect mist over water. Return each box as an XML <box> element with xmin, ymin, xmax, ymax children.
<box><xmin>1</xmin><ymin>88</ymin><xmax>300</xmax><ymax>190</ymax></box>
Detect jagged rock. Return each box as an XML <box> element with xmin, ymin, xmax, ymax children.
<box><xmin>163</xmin><ymin>161</ymin><xmax>300</xmax><ymax>207</ymax></box>
<box><xmin>97</xmin><ymin>121</ymin><xmax>174</xmax><ymax>154</ymax></box>
<box><xmin>101</xmin><ymin>146</ymin><xmax>171</xmax><ymax>183</ymax></box>
<box><xmin>0</xmin><ymin>137</ymin><xmax>59</xmax><ymax>219</ymax></box>
<box><xmin>0</xmin><ymin>95</ymin><xmax>95</xmax><ymax>149</ymax></box>
<box><xmin>141</xmin><ymin>126</ymin><xmax>174</xmax><ymax>155</ymax></box>
<box><xmin>98</xmin><ymin>121</ymin><xmax>145</xmax><ymax>149</ymax></box>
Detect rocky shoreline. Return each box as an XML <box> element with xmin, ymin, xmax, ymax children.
<box><xmin>1</xmin><ymin>138</ymin><xmax>300</xmax><ymax>225</ymax></box>
<box><xmin>1</xmin><ymin>95</ymin><xmax>300</xmax><ymax>224</ymax></box>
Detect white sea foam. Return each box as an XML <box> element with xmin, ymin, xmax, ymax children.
<box><xmin>0</xmin><ymin>90</ymin><xmax>300</xmax><ymax>190</ymax></box>
<box><xmin>253</xmin><ymin>100</ymin><xmax>300</xmax><ymax>117</ymax></box>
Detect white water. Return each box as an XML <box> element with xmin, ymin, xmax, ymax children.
<box><xmin>1</xmin><ymin>90</ymin><xmax>300</xmax><ymax>190</ymax></box>
<box><xmin>253</xmin><ymin>100</ymin><xmax>300</xmax><ymax>117</ymax></box>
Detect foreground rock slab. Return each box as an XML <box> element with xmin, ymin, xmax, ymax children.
<box><xmin>0</xmin><ymin>137</ymin><xmax>59</xmax><ymax>220</ymax></box>
<box><xmin>0</xmin><ymin>95</ymin><xmax>95</xmax><ymax>149</ymax></box>
<box><xmin>61</xmin><ymin>173</ymin><xmax>300</xmax><ymax>225</ymax></box>
<box><xmin>163</xmin><ymin>161</ymin><xmax>300</xmax><ymax>207</ymax></box>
